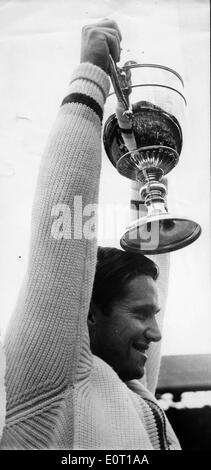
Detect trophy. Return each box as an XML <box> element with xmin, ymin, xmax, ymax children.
<box><xmin>103</xmin><ymin>56</ymin><xmax>201</xmax><ymax>254</ymax></box>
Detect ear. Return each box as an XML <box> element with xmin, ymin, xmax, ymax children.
<box><xmin>87</xmin><ymin>301</ymin><xmax>100</xmax><ymax>327</ymax></box>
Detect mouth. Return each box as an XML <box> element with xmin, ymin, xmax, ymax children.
<box><xmin>132</xmin><ymin>342</ymin><xmax>149</xmax><ymax>360</ymax></box>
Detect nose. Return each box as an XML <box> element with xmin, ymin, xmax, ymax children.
<box><xmin>144</xmin><ymin>317</ymin><xmax>162</xmax><ymax>343</ymax></box>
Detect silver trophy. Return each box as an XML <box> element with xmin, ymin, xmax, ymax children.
<box><xmin>103</xmin><ymin>56</ymin><xmax>201</xmax><ymax>254</ymax></box>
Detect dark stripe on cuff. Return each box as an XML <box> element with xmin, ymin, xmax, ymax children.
<box><xmin>119</xmin><ymin>127</ymin><xmax>133</xmax><ymax>134</ymax></box>
<box><xmin>61</xmin><ymin>92</ymin><xmax>103</xmax><ymax>122</ymax></box>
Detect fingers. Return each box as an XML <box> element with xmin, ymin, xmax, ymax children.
<box><xmin>83</xmin><ymin>25</ymin><xmax>121</xmax><ymax>63</ymax></box>
<box><xmin>98</xmin><ymin>27</ymin><xmax>121</xmax><ymax>63</ymax></box>
<box><xmin>81</xmin><ymin>19</ymin><xmax>122</xmax><ymax>72</ymax></box>
<box><xmin>89</xmin><ymin>18</ymin><xmax>122</xmax><ymax>42</ymax></box>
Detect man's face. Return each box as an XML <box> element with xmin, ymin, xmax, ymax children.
<box><xmin>89</xmin><ymin>274</ymin><xmax>161</xmax><ymax>382</ymax></box>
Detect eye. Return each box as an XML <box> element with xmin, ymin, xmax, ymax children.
<box><xmin>131</xmin><ymin>306</ymin><xmax>160</xmax><ymax>320</ymax></box>
<box><xmin>133</xmin><ymin>311</ymin><xmax>149</xmax><ymax>321</ymax></box>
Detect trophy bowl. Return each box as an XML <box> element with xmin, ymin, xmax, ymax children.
<box><xmin>104</xmin><ymin>100</ymin><xmax>182</xmax><ymax>180</ymax></box>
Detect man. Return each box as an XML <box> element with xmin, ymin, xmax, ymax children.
<box><xmin>0</xmin><ymin>19</ymin><xmax>180</xmax><ymax>450</ymax></box>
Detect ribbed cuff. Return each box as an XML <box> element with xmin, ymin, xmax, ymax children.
<box><xmin>61</xmin><ymin>63</ymin><xmax>111</xmax><ymax>122</ymax></box>
<box><xmin>69</xmin><ymin>63</ymin><xmax>110</xmax><ymax>102</ymax></box>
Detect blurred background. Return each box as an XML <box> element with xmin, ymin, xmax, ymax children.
<box><xmin>0</xmin><ymin>0</ymin><xmax>210</xmax><ymax>448</ymax></box>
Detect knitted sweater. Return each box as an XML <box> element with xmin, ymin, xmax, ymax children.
<box><xmin>0</xmin><ymin>63</ymin><xmax>180</xmax><ymax>450</ymax></box>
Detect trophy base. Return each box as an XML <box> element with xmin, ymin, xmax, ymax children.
<box><xmin>120</xmin><ymin>213</ymin><xmax>202</xmax><ymax>254</ymax></box>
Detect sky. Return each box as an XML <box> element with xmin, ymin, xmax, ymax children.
<box><xmin>0</xmin><ymin>0</ymin><xmax>210</xmax><ymax>356</ymax></box>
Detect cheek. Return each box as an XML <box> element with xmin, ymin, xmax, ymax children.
<box><xmin>100</xmin><ymin>318</ymin><xmax>130</xmax><ymax>350</ymax></box>
<box><xmin>112</xmin><ymin>318</ymin><xmax>139</xmax><ymax>346</ymax></box>
<box><xmin>121</xmin><ymin>319</ymin><xmax>146</xmax><ymax>345</ymax></box>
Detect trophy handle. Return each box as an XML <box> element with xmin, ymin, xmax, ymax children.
<box><xmin>109</xmin><ymin>55</ymin><xmax>132</xmax><ymax>113</ymax></box>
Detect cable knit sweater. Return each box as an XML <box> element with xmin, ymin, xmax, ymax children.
<box><xmin>0</xmin><ymin>63</ymin><xmax>180</xmax><ymax>450</ymax></box>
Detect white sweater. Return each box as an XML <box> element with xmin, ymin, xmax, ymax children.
<box><xmin>0</xmin><ymin>63</ymin><xmax>180</xmax><ymax>450</ymax></box>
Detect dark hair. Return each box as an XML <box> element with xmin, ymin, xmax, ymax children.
<box><xmin>91</xmin><ymin>246</ymin><xmax>159</xmax><ymax>315</ymax></box>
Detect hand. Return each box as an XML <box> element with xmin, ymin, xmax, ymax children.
<box><xmin>80</xmin><ymin>19</ymin><xmax>122</xmax><ymax>74</ymax></box>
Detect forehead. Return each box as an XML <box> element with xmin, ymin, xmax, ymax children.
<box><xmin>124</xmin><ymin>274</ymin><xmax>158</xmax><ymax>305</ymax></box>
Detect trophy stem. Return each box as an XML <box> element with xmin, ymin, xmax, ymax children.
<box><xmin>138</xmin><ymin>166</ymin><xmax>167</xmax><ymax>215</ymax></box>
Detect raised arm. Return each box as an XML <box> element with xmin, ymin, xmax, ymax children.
<box><xmin>1</xmin><ymin>20</ymin><xmax>121</xmax><ymax>439</ymax></box>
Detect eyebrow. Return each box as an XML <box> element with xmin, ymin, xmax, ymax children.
<box><xmin>131</xmin><ymin>305</ymin><xmax>161</xmax><ymax>315</ymax></box>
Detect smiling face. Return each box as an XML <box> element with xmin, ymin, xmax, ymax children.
<box><xmin>88</xmin><ymin>274</ymin><xmax>161</xmax><ymax>382</ymax></box>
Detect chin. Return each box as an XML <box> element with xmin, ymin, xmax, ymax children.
<box><xmin>122</xmin><ymin>367</ymin><xmax>145</xmax><ymax>382</ymax></box>
<box><xmin>132</xmin><ymin>365</ymin><xmax>145</xmax><ymax>380</ymax></box>
<box><xmin>135</xmin><ymin>371</ymin><xmax>145</xmax><ymax>380</ymax></box>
